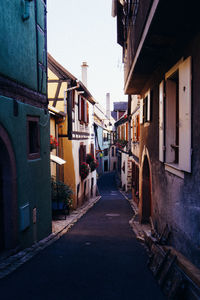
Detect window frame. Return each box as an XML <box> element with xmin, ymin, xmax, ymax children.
<box><xmin>159</xmin><ymin>56</ymin><xmax>192</xmax><ymax>174</ymax></box>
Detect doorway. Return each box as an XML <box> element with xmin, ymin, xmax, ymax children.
<box><xmin>141</xmin><ymin>156</ymin><xmax>151</xmax><ymax>223</ymax></box>
<box><xmin>0</xmin><ymin>125</ymin><xmax>18</xmax><ymax>251</ymax></box>
<box><xmin>104</xmin><ymin>160</ymin><xmax>108</xmax><ymax>172</ymax></box>
<box><xmin>0</xmin><ymin>165</ymin><xmax>4</xmax><ymax>250</ymax></box>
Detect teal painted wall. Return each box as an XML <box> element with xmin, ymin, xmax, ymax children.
<box><xmin>0</xmin><ymin>0</ymin><xmax>47</xmax><ymax>94</ymax></box>
<box><xmin>0</xmin><ymin>96</ymin><xmax>51</xmax><ymax>247</ymax></box>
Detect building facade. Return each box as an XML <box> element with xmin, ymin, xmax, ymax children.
<box><xmin>48</xmin><ymin>54</ymin><xmax>97</xmax><ymax>209</ymax></box>
<box><xmin>94</xmin><ymin>101</ymin><xmax>117</xmax><ymax>174</ymax></box>
<box><xmin>129</xmin><ymin>95</ymin><xmax>140</xmax><ymax>204</ymax></box>
<box><xmin>114</xmin><ymin>0</ymin><xmax>200</xmax><ymax>270</ymax></box>
<box><xmin>0</xmin><ymin>0</ymin><xmax>51</xmax><ymax>251</ymax></box>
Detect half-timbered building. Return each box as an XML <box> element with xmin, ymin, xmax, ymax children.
<box><xmin>48</xmin><ymin>54</ymin><xmax>97</xmax><ymax>208</ymax></box>
<box><xmin>0</xmin><ymin>0</ymin><xmax>51</xmax><ymax>252</ymax></box>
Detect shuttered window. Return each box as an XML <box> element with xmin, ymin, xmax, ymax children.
<box><xmin>132</xmin><ymin>119</ymin><xmax>135</xmax><ymax>141</ymax></box>
<box><xmin>79</xmin><ymin>144</ymin><xmax>86</xmax><ymax>174</ymax></box>
<box><xmin>78</xmin><ymin>96</ymin><xmax>89</xmax><ymax>124</ymax></box>
<box><xmin>159</xmin><ymin>56</ymin><xmax>191</xmax><ymax>172</ymax></box>
<box><xmin>126</xmin><ymin>122</ymin><xmax>128</xmax><ymax>141</ymax></box>
<box><xmin>136</xmin><ymin>115</ymin><xmax>140</xmax><ymax>141</ymax></box>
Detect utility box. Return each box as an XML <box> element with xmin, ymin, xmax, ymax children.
<box><xmin>20</xmin><ymin>203</ymin><xmax>30</xmax><ymax>231</ymax></box>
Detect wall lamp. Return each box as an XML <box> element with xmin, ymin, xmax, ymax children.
<box><xmin>22</xmin><ymin>0</ymin><xmax>33</xmax><ymax>22</ymax></box>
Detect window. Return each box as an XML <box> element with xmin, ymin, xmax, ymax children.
<box><xmin>112</xmin><ymin>146</ymin><xmax>115</xmax><ymax>157</ymax></box>
<box><xmin>159</xmin><ymin>56</ymin><xmax>191</xmax><ymax>173</ymax></box>
<box><xmin>90</xmin><ymin>143</ymin><xmax>94</xmax><ymax>157</ymax></box>
<box><xmin>103</xmin><ymin>131</ymin><xmax>108</xmax><ymax>142</ymax></box>
<box><xmin>27</xmin><ymin>116</ymin><xmax>40</xmax><ymax>159</ymax></box>
<box><xmin>132</xmin><ymin>162</ymin><xmax>139</xmax><ymax>199</ymax></box>
<box><xmin>78</xmin><ymin>96</ymin><xmax>89</xmax><ymax>125</ymax></box>
<box><xmin>79</xmin><ymin>144</ymin><xmax>86</xmax><ymax>174</ymax></box>
<box><xmin>140</xmin><ymin>90</ymin><xmax>151</xmax><ymax>124</ymax></box>
<box><xmin>165</xmin><ymin>71</ymin><xmax>179</xmax><ymax>164</ymax></box>
<box><xmin>117</xmin><ymin>127</ymin><xmax>120</xmax><ymax>139</ymax></box>
<box><xmin>104</xmin><ymin>148</ymin><xmax>108</xmax><ymax>156</ymax></box>
<box><xmin>125</xmin><ymin>122</ymin><xmax>128</xmax><ymax>141</ymax></box>
<box><xmin>136</xmin><ymin>115</ymin><xmax>140</xmax><ymax>142</ymax></box>
<box><xmin>120</xmin><ymin>125</ymin><xmax>125</xmax><ymax>140</ymax></box>
<box><xmin>132</xmin><ymin>118</ymin><xmax>135</xmax><ymax>142</ymax></box>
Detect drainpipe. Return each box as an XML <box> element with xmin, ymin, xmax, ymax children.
<box><xmin>22</xmin><ymin>0</ymin><xmax>33</xmax><ymax>21</ymax></box>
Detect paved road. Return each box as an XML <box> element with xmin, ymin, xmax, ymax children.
<box><xmin>0</xmin><ymin>172</ymin><xmax>164</xmax><ymax>300</ymax></box>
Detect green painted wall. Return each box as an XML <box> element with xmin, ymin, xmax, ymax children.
<box><xmin>0</xmin><ymin>0</ymin><xmax>46</xmax><ymax>93</ymax></box>
<box><xmin>0</xmin><ymin>96</ymin><xmax>51</xmax><ymax>247</ymax></box>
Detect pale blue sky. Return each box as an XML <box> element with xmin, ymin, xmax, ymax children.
<box><xmin>47</xmin><ymin>0</ymin><xmax>127</xmax><ymax>107</ymax></box>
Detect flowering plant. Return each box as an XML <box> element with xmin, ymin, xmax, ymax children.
<box><xmin>80</xmin><ymin>162</ymin><xmax>90</xmax><ymax>180</ymax></box>
<box><xmin>86</xmin><ymin>153</ymin><xmax>99</xmax><ymax>172</ymax></box>
<box><xmin>50</xmin><ymin>135</ymin><xmax>58</xmax><ymax>151</ymax></box>
<box><xmin>86</xmin><ymin>153</ymin><xmax>94</xmax><ymax>165</ymax></box>
<box><xmin>114</xmin><ymin>139</ymin><xmax>128</xmax><ymax>149</ymax></box>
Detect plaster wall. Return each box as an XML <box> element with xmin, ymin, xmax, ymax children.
<box><xmin>0</xmin><ymin>0</ymin><xmax>46</xmax><ymax>92</ymax></box>
<box><xmin>0</xmin><ymin>96</ymin><xmax>51</xmax><ymax>249</ymax></box>
<box><xmin>139</xmin><ymin>33</ymin><xmax>200</xmax><ymax>268</ymax></box>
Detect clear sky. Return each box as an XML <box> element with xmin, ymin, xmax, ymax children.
<box><xmin>47</xmin><ymin>0</ymin><xmax>127</xmax><ymax>108</ymax></box>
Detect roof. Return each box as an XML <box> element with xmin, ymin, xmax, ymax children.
<box><xmin>48</xmin><ymin>53</ymin><xmax>95</xmax><ymax>105</ymax></box>
<box><xmin>48</xmin><ymin>53</ymin><xmax>77</xmax><ymax>81</ymax></box>
<box><xmin>113</xmin><ymin>101</ymin><xmax>128</xmax><ymax>111</ymax></box>
<box><xmin>111</xmin><ymin>111</ymin><xmax>117</xmax><ymax>120</ymax></box>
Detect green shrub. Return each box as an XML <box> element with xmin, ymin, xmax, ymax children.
<box><xmin>51</xmin><ymin>178</ymin><xmax>73</xmax><ymax>208</ymax></box>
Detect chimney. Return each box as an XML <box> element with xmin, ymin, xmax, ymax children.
<box><xmin>106</xmin><ymin>92</ymin><xmax>111</xmax><ymax>120</ymax></box>
<box><xmin>81</xmin><ymin>61</ymin><xmax>88</xmax><ymax>87</ymax></box>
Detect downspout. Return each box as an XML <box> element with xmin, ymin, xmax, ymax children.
<box><xmin>22</xmin><ymin>0</ymin><xmax>33</xmax><ymax>21</ymax></box>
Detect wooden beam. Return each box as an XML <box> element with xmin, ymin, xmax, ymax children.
<box><xmin>53</xmin><ymin>82</ymin><xmax>61</xmax><ymax>107</ymax></box>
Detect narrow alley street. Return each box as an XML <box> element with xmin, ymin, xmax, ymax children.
<box><xmin>0</xmin><ymin>172</ymin><xmax>164</xmax><ymax>300</ymax></box>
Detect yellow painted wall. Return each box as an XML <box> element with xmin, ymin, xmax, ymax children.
<box><xmin>48</xmin><ymin>66</ymin><xmax>76</xmax><ymax>208</ymax></box>
<box><xmin>58</xmin><ymin>119</ymin><xmax>76</xmax><ymax>208</ymax></box>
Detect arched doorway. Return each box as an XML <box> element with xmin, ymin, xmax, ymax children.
<box><xmin>0</xmin><ymin>125</ymin><xmax>18</xmax><ymax>251</ymax></box>
<box><xmin>141</xmin><ymin>155</ymin><xmax>151</xmax><ymax>223</ymax></box>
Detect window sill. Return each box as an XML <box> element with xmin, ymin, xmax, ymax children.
<box><xmin>164</xmin><ymin>163</ymin><xmax>184</xmax><ymax>179</ymax></box>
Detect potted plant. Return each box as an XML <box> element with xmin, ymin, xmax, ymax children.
<box><xmin>115</xmin><ymin>139</ymin><xmax>128</xmax><ymax>149</ymax></box>
<box><xmin>80</xmin><ymin>162</ymin><xmax>90</xmax><ymax>180</ymax></box>
<box><xmin>51</xmin><ymin>178</ymin><xmax>73</xmax><ymax>218</ymax></box>
<box><xmin>50</xmin><ymin>135</ymin><xmax>58</xmax><ymax>151</ymax></box>
<box><xmin>90</xmin><ymin>159</ymin><xmax>99</xmax><ymax>172</ymax></box>
<box><xmin>86</xmin><ymin>153</ymin><xmax>94</xmax><ymax>165</ymax></box>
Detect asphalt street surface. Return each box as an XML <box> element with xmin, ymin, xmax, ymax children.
<box><xmin>0</xmin><ymin>172</ymin><xmax>164</xmax><ymax>300</ymax></box>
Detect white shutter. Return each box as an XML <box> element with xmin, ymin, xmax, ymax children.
<box><xmin>159</xmin><ymin>81</ymin><xmax>165</xmax><ymax>162</ymax></box>
<box><xmin>147</xmin><ymin>90</ymin><xmax>151</xmax><ymax>121</ymax></box>
<box><xmin>140</xmin><ymin>99</ymin><xmax>143</xmax><ymax>124</ymax></box>
<box><xmin>179</xmin><ymin>56</ymin><xmax>191</xmax><ymax>172</ymax></box>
